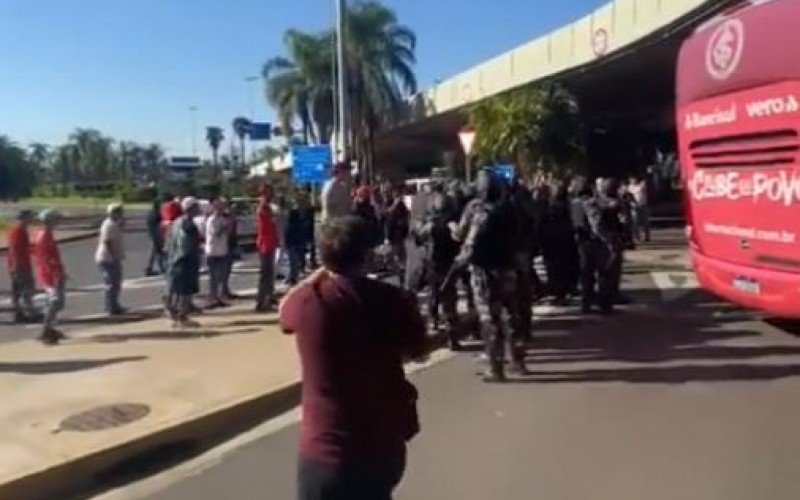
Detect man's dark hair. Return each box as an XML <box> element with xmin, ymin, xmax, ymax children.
<box><xmin>318</xmin><ymin>216</ymin><xmax>373</xmax><ymax>274</ymax></box>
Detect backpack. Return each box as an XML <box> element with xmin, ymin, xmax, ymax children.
<box><xmin>470</xmin><ymin>200</ymin><xmax>516</xmax><ymax>269</ymax></box>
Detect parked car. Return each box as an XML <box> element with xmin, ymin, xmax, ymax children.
<box><xmin>229</xmin><ymin>197</ymin><xmax>257</xmax><ymax>250</ymax></box>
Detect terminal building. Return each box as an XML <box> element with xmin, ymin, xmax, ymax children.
<box><xmin>376</xmin><ymin>0</ymin><xmax>745</xmax><ymax>178</ymax></box>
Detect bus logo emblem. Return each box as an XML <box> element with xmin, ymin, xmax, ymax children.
<box><xmin>706</xmin><ymin>19</ymin><xmax>745</xmax><ymax>80</ymax></box>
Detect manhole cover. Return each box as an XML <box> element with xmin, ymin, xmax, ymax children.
<box><xmin>58</xmin><ymin>403</ymin><xmax>150</xmax><ymax>432</ymax></box>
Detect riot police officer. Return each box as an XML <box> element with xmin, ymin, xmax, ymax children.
<box><xmin>509</xmin><ymin>177</ymin><xmax>538</xmax><ymax>343</ymax></box>
<box><xmin>573</xmin><ymin>178</ymin><xmax>624</xmax><ymax>314</ymax></box>
<box><xmin>417</xmin><ymin>186</ymin><xmax>462</xmax><ymax>351</ymax></box>
<box><xmin>452</xmin><ymin>169</ymin><xmax>525</xmax><ymax>381</ymax></box>
<box><xmin>597</xmin><ymin>179</ymin><xmax>626</xmax><ymax>304</ymax></box>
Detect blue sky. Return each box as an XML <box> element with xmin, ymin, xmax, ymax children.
<box><xmin>0</xmin><ymin>0</ymin><xmax>608</xmax><ymax>157</ymax></box>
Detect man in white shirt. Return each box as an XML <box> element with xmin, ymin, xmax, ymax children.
<box><xmin>95</xmin><ymin>204</ymin><xmax>127</xmax><ymax>315</ymax></box>
<box><xmin>205</xmin><ymin>198</ymin><xmax>230</xmax><ymax>309</ymax></box>
<box><xmin>629</xmin><ymin>176</ymin><xmax>650</xmax><ymax>243</ymax></box>
<box><xmin>321</xmin><ymin>162</ymin><xmax>352</xmax><ymax>222</ymax></box>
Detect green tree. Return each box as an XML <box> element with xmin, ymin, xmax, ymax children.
<box><xmin>261</xmin><ymin>1</ymin><xmax>417</xmax><ymax>180</ymax></box>
<box><xmin>143</xmin><ymin>143</ymin><xmax>165</xmax><ymax>183</ymax></box>
<box><xmin>345</xmin><ymin>1</ymin><xmax>417</xmax><ymax>180</ymax></box>
<box><xmin>469</xmin><ymin>83</ymin><xmax>585</xmax><ymax>177</ymax></box>
<box><xmin>28</xmin><ymin>142</ymin><xmax>50</xmax><ymax>185</ymax></box>
<box><xmin>262</xmin><ymin>30</ymin><xmax>334</xmax><ymax>145</ymax></box>
<box><xmin>0</xmin><ymin>136</ymin><xmax>36</xmax><ymax>200</ymax></box>
<box><xmin>232</xmin><ymin>117</ymin><xmax>251</xmax><ymax>172</ymax></box>
<box><xmin>66</xmin><ymin>128</ymin><xmax>117</xmax><ymax>183</ymax></box>
<box><xmin>206</xmin><ymin>126</ymin><xmax>225</xmax><ymax>178</ymax></box>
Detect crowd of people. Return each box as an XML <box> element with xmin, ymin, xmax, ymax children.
<box><xmin>3</xmin><ymin>163</ymin><xmax>651</xmax><ymax>350</ymax></box>
<box><xmin>278</xmin><ymin>166</ymin><xmax>653</xmax><ymax>499</ymax></box>
<box><xmin>1</xmin><ymin>164</ymin><xmax>653</xmax><ymax>498</ymax></box>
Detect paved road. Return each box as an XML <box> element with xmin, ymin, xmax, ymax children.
<box><xmin>0</xmin><ymin>223</ymin><xmax>264</xmax><ymax>343</ymax></box>
<box><xmin>91</xmin><ymin>228</ymin><xmax>800</xmax><ymax>500</ymax></box>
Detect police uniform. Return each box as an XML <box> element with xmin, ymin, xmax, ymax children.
<box><xmin>455</xmin><ymin>191</ymin><xmax>525</xmax><ymax>381</ymax></box>
<box><xmin>510</xmin><ymin>185</ymin><xmax>538</xmax><ymax>343</ymax></box>
<box><xmin>573</xmin><ymin>193</ymin><xmax>623</xmax><ymax>314</ymax></box>
<box><xmin>417</xmin><ymin>192</ymin><xmax>461</xmax><ymax>350</ymax></box>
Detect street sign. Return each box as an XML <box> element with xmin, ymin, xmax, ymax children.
<box><xmin>458</xmin><ymin>127</ymin><xmax>476</xmax><ymax>155</ymax></box>
<box><xmin>291</xmin><ymin>146</ymin><xmax>332</xmax><ymax>184</ymax></box>
<box><xmin>492</xmin><ymin>164</ymin><xmax>516</xmax><ymax>182</ymax></box>
<box><xmin>249</xmin><ymin>123</ymin><xmax>272</xmax><ymax>141</ymax></box>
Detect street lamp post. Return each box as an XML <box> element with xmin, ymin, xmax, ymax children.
<box><xmin>335</xmin><ymin>0</ymin><xmax>349</xmax><ymax>162</ymax></box>
<box><xmin>189</xmin><ymin>106</ymin><xmax>198</xmax><ymax>155</ymax></box>
<box><xmin>245</xmin><ymin>76</ymin><xmax>258</xmax><ymax>121</ymax></box>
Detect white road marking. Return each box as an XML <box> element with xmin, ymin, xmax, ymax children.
<box><xmin>650</xmin><ymin>271</ymin><xmax>699</xmax><ymax>302</ymax></box>
<box><xmin>91</xmin><ymin>349</ymin><xmax>456</xmax><ymax>500</ymax></box>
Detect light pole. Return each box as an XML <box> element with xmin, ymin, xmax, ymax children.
<box><xmin>245</xmin><ymin>76</ymin><xmax>258</xmax><ymax>121</ymax></box>
<box><xmin>335</xmin><ymin>0</ymin><xmax>349</xmax><ymax>162</ymax></box>
<box><xmin>189</xmin><ymin>105</ymin><xmax>198</xmax><ymax>155</ymax></box>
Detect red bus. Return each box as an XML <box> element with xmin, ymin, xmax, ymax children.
<box><xmin>676</xmin><ymin>0</ymin><xmax>800</xmax><ymax>317</ymax></box>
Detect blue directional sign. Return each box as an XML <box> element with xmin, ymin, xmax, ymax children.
<box><xmin>491</xmin><ymin>164</ymin><xmax>516</xmax><ymax>182</ymax></box>
<box><xmin>291</xmin><ymin>146</ymin><xmax>332</xmax><ymax>184</ymax></box>
<box><xmin>249</xmin><ymin>122</ymin><xmax>271</xmax><ymax>141</ymax></box>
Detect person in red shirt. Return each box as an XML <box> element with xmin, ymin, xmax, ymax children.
<box><xmin>6</xmin><ymin>210</ymin><xmax>41</xmax><ymax>323</ymax></box>
<box><xmin>280</xmin><ymin>216</ymin><xmax>427</xmax><ymax>499</ymax></box>
<box><xmin>159</xmin><ymin>194</ymin><xmax>182</xmax><ymax>241</ymax></box>
<box><xmin>255</xmin><ymin>184</ymin><xmax>279</xmax><ymax>312</ymax></box>
<box><xmin>34</xmin><ymin>209</ymin><xmax>66</xmax><ymax>345</ymax></box>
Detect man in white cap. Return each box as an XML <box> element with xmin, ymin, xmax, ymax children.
<box><xmin>95</xmin><ymin>204</ymin><xmax>127</xmax><ymax>316</ymax></box>
<box><xmin>165</xmin><ymin>196</ymin><xmax>202</xmax><ymax>327</ymax></box>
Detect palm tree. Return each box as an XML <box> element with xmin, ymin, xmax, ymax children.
<box><xmin>28</xmin><ymin>142</ymin><xmax>50</xmax><ymax>185</ymax></box>
<box><xmin>232</xmin><ymin>117</ymin><xmax>251</xmax><ymax>172</ymax></box>
<box><xmin>261</xmin><ymin>3</ymin><xmax>416</xmax><ymax>179</ymax></box>
<box><xmin>262</xmin><ymin>30</ymin><xmax>334</xmax><ymax>145</ymax></box>
<box><xmin>143</xmin><ymin>143</ymin><xmax>165</xmax><ymax>183</ymax></box>
<box><xmin>206</xmin><ymin>126</ymin><xmax>225</xmax><ymax>178</ymax></box>
<box><xmin>345</xmin><ymin>2</ymin><xmax>417</xmax><ymax>180</ymax></box>
<box><xmin>67</xmin><ymin>128</ymin><xmax>116</xmax><ymax>183</ymax></box>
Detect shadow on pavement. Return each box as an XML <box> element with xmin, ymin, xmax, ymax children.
<box><xmin>510</xmin><ymin>292</ymin><xmax>800</xmax><ymax>384</ymax></box>
<box><xmin>518</xmin><ymin>363</ymin><xmax>800</xmax><ymax>384</ymax></box>
<box><xmin>216</xmin><ymin>318</ymin><xmax>280</xmax><ymax>328</ymax></box>
<box><xmin>83</xmin><ymin>327</ymin><xmax>261</xmax><ymax>344</ymax></box>
<box><xmin>60</xmin><ymin>310</ymin><xmax>165</xmax><ymax>325</ymax></box>
<box><xmin>0</xmin><ymin>356</ymin><xmax>146</xmax><ymax>375</ymax></box>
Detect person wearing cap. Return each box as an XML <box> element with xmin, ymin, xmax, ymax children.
<box><xmin>6</xmin><ymin>209</ymin><xmax>42</xmax><ymax>324</ymax></box>
<box><xmin>95</xmin><ymin>204</ymin><xmax>127</xmax><ymax>316</ymax></box>
<box><xmin>35</xmin><ymin>209</ymin><xmax>66</xmax><ymax>345</ymax></box>
<box><xmin>165</xmin><ymin>197</ymin><xmax>202</xmax><ymax>327</ymax></box>
<box><xmin>204</xmin><ymin>198</ymin><xmax>230</xmax><ymax>309</ymax></box>
<box><xmin>321</xmin><ymin>162</ymin><xmax>352</xmax><ymax>222</ymax></box>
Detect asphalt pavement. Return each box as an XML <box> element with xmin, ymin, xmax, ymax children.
<box><xmin>95</xmin><ymin>228</ymin><xmax>800</xmax><ymax>500</ymax></box>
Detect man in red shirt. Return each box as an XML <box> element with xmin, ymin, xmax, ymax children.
<box><xmin>159</xmin><ymin>193</ymin><xmax>182</xmax><ymax>241</ymax></box>
<box><xmin>34</xmin><ymin>209</ymin><xmax>66</xmax><ymax>345</ymax></box>
<box><xmin>6</xmin><ymin>210</ymin><xmax>41</xmax><ymax>323</ymax></box>
<box><xmin>255</xmin><ymin>184</ymin><xmax>279</xmax><ymax>312</ymax></box>
<box><xmin>280</xmin><ymin>216</ymin><xmax>427</xmax><ymax>499</ymax></box>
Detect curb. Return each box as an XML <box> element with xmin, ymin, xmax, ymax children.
<box><xmin>0</xmin><ymin>381</ymin><xmax>303</xmax><ymax>500</ymax></box>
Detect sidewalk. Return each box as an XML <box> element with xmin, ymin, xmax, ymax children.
<box><xmin>0</xmin><ymin>305</ymin><xmax>299</xmax><ymax>500</ymax></box>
